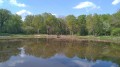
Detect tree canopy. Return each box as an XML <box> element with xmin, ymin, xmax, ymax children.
<box><xmin>0</xmin><ymin>9</ymin><xmax>120</xmax><ymax>36</ymax></box>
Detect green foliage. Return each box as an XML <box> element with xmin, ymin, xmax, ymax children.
<box><xmin>24</xmin><ymin>15</ymin><xmax>34</xmax><ymax>26</ymax></box>
<box><xmin>22</xmin><ymin>26</ymin><xmax>35</xmax><ymax>34</ymax></box>
<box><xmin>86</xmin><ymin>14</ymin><xmax>110</xmax><ymax>36</ymax></box>
<box><xmin>65</xmin><ymin>15</ymin><xmax>77</xmax><ymax>35</ymax></box>
<box><xmin>77</xmin><ymin>15</ymin><xmax>88</xmax><ymax>35</ymax></box>
<box><xmin>32</xmin><ymin>15</ymin><xmax>44</xmax><ymax>34</ymax></box>
<box><xmin>112</xmin><ymin>10</ymin><xmax>120</xmax><ymax>28</ymax></box>
<box><xmin>57</xmin><ymin>18</ymin><xmax>69</xmax><ymax>34</ymax></box>
<box><xmin>111</xmin><ymin>28</ymin><xmax>120</xmax><ymax>36</ymax></box>
<box><xmin>86</xmin><ymin>14</ymin><xmax>94</xmax><ymax>35</ymax></box>
<box><xmin>0</xmin><ymin>8</ymin><xmax>120</xmax><ymax>36</ymax></box>
<box><xmin>100</xmin><ymin>14</ymin><xmax>111</xmax><ymax>35</ymax></box>
<box><xmin>0</xmin><ymin>33</ymin><xmax>10</xmax><ymax>36</ymax></box>
<box><xmin>93</xmin><ymin>14</ymin><xmax>104</xmax><ymax>36</ymax></box>
<box><xmin>3</xmin><ymin>14</ymin><xmax>22</xmax><ymax>34</ymax></box>
<box><xmin>0</xmin><ymin>9</ymin><xmax>11</xmax><ymax>32</ymax></box>
<box><xmin>42</xmin><ymin>13</ymin><xmax>58</xmax><ymax>34</ymax></box>
<box><xmin>22</xmin><ymin>15</ymin><xmax>35</xmax><ymax>34</ymax></box>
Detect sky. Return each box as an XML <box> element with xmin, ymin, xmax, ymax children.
<box><xmin>0</xmin><ymin>0</ymin><xmax>120</xmax><ymax>19</ymax></box>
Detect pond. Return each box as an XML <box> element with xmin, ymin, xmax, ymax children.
<box><xmin>0</xmin><ymin>38</ymin><xmax>120</xmax><ymax>67</ymax></box>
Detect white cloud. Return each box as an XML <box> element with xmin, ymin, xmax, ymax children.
<box><xmin>16</xmin><ymin>9</ymin><xmax>32</xmax><ymax>15</ymax></box>
<box><xmin>0</xmin><ymin>0</ymin><xmax>3</xmax><ymax>4</ymax></box>
<box><xmin>10</xmin><ymin>0</ymin><xmax>26</xmax><ymax>7</ymax></box>
<box><xmin>73</xmin><ymin>60</ymin><xmax>95</xmax><ymax>67</ymax></box>
<box><xmin>52</xmin><ymin>13</ymin><xmax>57</xmax><ymax>17</ymax></box>
<box><xmin>112</xmin><ymin>0</ymin><xmax>120</xmax><ymax>5</ymax></box>
<box><xmin>16</xmin><ymin>9</ymin><xmax>32</xmax><ymax>20</ymax></box>
<box><xmin>73</xmin><ymin>1</ymin><xmax>100</xmax><ymax>9</ymax></box>
<box><xmin>18</xmin><ymin>47</ymin><xmax>26</xmax><ymax>58</ymax></box>
<box><xmin>8</xmin><ymin>60</ymin><xmax>24</xmax><ymax>67</ymax></box>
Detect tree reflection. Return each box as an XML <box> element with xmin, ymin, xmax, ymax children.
<box><xmin>23</xmin><ymin>38</ymin><xmax>120</xmax><ymax>65</ymax></box>
<box><xmin>0</xmin><ymin>40</ymin><xmax>22</xmax><ymax>62</ymax></box>
<box><xmin>0</xmin><ymin>38</ymin><xmax>120</xmax><ymax>66</ymax></box>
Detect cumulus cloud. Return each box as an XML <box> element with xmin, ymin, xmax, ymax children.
<box><xmin>52</xmin><ymin>13</ymin><xmax>58</xmax><ymax>17</ymax></box>
<box><xmin>73</xmin><ymin>1</ymin><xmax>100</xmax><ymax>10</ymax></box>
<box><xmin>73</xmin><ymin>60</ymin><xmax>95</xmax><ymax>67</ymax></box>
<box><xmin>0</xmin><ymin>0</ymin><xmax>3</xmax><ymax>4</ymax></box>
<box><xmin>16</xmin><ymin>9</ymin><xmax>32</xmax><ymax>15</ymax></box>
<box><xmin>18</xmin><ymin>47</ymin><xmax>26</xmax><ymax>58</ymax></box>
<box><xmin>10</xmin><ymin>0</ymin><xmax>26</xmax><ymax>7</ymax></box>
<box><xmin>9</xmin><ymin>60</ymin><xmax>24</xmax><ymax>67</ymax></box>
<box><xmin>112</xmin><ymin>0</ymin><xmax>120</xmax><ymax>5</ymax></box>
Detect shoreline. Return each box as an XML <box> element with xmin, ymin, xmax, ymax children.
<box><xmin>0</xmin><ymin>34</ymin><xmax>120</xmax><ymax>43</ymax></box>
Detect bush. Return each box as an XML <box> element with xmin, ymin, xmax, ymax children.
<box><xmin>0</xmin><ymin>33</ymin><xmax>10</xmax><ymax>36</ymax></box>
<box><xmin>111</xmin><ymin>28</ymin><xmax>120</xmax><ymax>36</ymax></box>
<box><xmin>22</xmin><ymin>26</ymin><xmax>35</xmax><ymax>34</ymax></box>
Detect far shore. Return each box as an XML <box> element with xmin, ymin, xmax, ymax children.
<box><xmin>0</xmin><ymin>34</ymin><xmax>120</xmax><ymax>43</ymax></box>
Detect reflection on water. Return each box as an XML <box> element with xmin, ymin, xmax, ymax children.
<box><xmin>18</xmin><ymin>47</ymin><xmax>26</xmax><ymax>58</ymax></box>
<box><xmin>0</xmin><ymin>38</ymin><xmax>120</xmax><ymax>67</ymax></box>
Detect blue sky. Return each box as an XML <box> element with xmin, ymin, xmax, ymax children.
<box><xmin>0</xmin><ymin>0</ymin><xmax>120</xmax><ymax>19</ymax></box>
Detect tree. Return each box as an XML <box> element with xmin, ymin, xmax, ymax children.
<box><xmin>0</xmin><ymin>8</ymin><xmax>119</xmax><ymax>36</ymax></box>
<box><xmin>92</xmin><ymin>14</ymin><xmax>104</xmax><ymax>36</ymax></box>
<box><xmin>100</xmin><ymin>14</ymin><xmax>111</xmax><ymax>35</ymax></box>
<box><xmin>22</xmin><ymin>15</ymin><xmax>35</xmax><ymax>34</ymax></box>
<box><xmin>86</xmin><ymin>14</ymin><xmax>94</xmax><ymax>35</ymax></box>
<box><xmin>86</xmin><ymin>14</ymin><xmax>104</xmax><ymax>36</ymax></box>
<box><xmin>24</xmin><ymin>15</ymin><xmax>34</xmax><ymax>26</ymax></box>
<box><xmin>65</xmin><ymin>15</ymin><xmax>77</xmax><ymax>35</ymax></box>
<box><xmin>0</xmin><ymin>9</ymin><xmax>11</xmax><ymax>32</ymax></box>
<box><xmin>42</xmin><ymin>13</ymin><xmax>58</xmax><ymax>34</ymax></box>
<box><xmin>32</xmin><ymin>15</ymin><xmax>44</xmax><ymax>34</ymax></box>
<box><xmin>77</xmin><ymin>15</ymin><xmax>88</xmax><ymax>35</ymax></box>
<box><xmin>112</xmin><ymin>10</ymin><xmax>120</xmax><ymax>28</ymax></box>
<box><xmin>111</xmin><ymin>28</ymin><xmax>120</xmax><ymax>36</ymax></box>
<box><xmin>57</xmin><ymin>18</ymin><xmax>69</xmax><ymax>35</ymax></box>
<box><xmin>4</xmin><ymin>14</ymin><xmax>22</xmax><ymax>33</ymax></box>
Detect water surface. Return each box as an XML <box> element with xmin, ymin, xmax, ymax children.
<box><xmin>0</xmin><ymin>38</ymin><xmax>120</xmax><ymax>67</ymax></box>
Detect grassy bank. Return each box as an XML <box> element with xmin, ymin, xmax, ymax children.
<box><xmin>0</xmin><ymin>34</ymin><xmax>45</xmax><ymax>39</ymax></box>
<box><xmin>0</xmin><ymin>34</ymin><xmax>120</xmax><ymax>43</ymax></box>
<box><xmin>77</xmin><ymin>36</ymin><xmax>120</xmax><ymax>43</ymax></box>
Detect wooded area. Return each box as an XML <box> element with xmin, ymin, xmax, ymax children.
<box><xmin>0</xmin><ymin>9</ymin><xmax>120</xmax><ymax>36</ymax></box>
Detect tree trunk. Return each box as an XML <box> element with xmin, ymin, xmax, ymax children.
<box><xmin>37</xmin><ymin>29</ymin><xmax>39</xmax><ymax>34</ymax></box>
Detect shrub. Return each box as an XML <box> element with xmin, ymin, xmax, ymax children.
<box><xmin>111</xmin><ymin>28</ymin><xmax>120</xmax><ymax>36</ymax></box>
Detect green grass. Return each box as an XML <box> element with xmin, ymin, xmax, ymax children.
<box><xmin>78</xmin><ymin>35</ymin><xmax>120</xmax><ymax>43</ymax></box>
<box><xmin>99</xmin><ymin>36</ymin><xmax>120</xmax><ymax>43</ymax></box>
<box><xmin>0</xmin><ymin>34</ymin><xmax>46</xmax><ymax>39</ymax></box>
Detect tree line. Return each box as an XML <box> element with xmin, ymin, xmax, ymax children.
<box><xmin>0</xmin><ymin>9</ymin><xmax>120</xmax><ymax>36</ymax></box>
